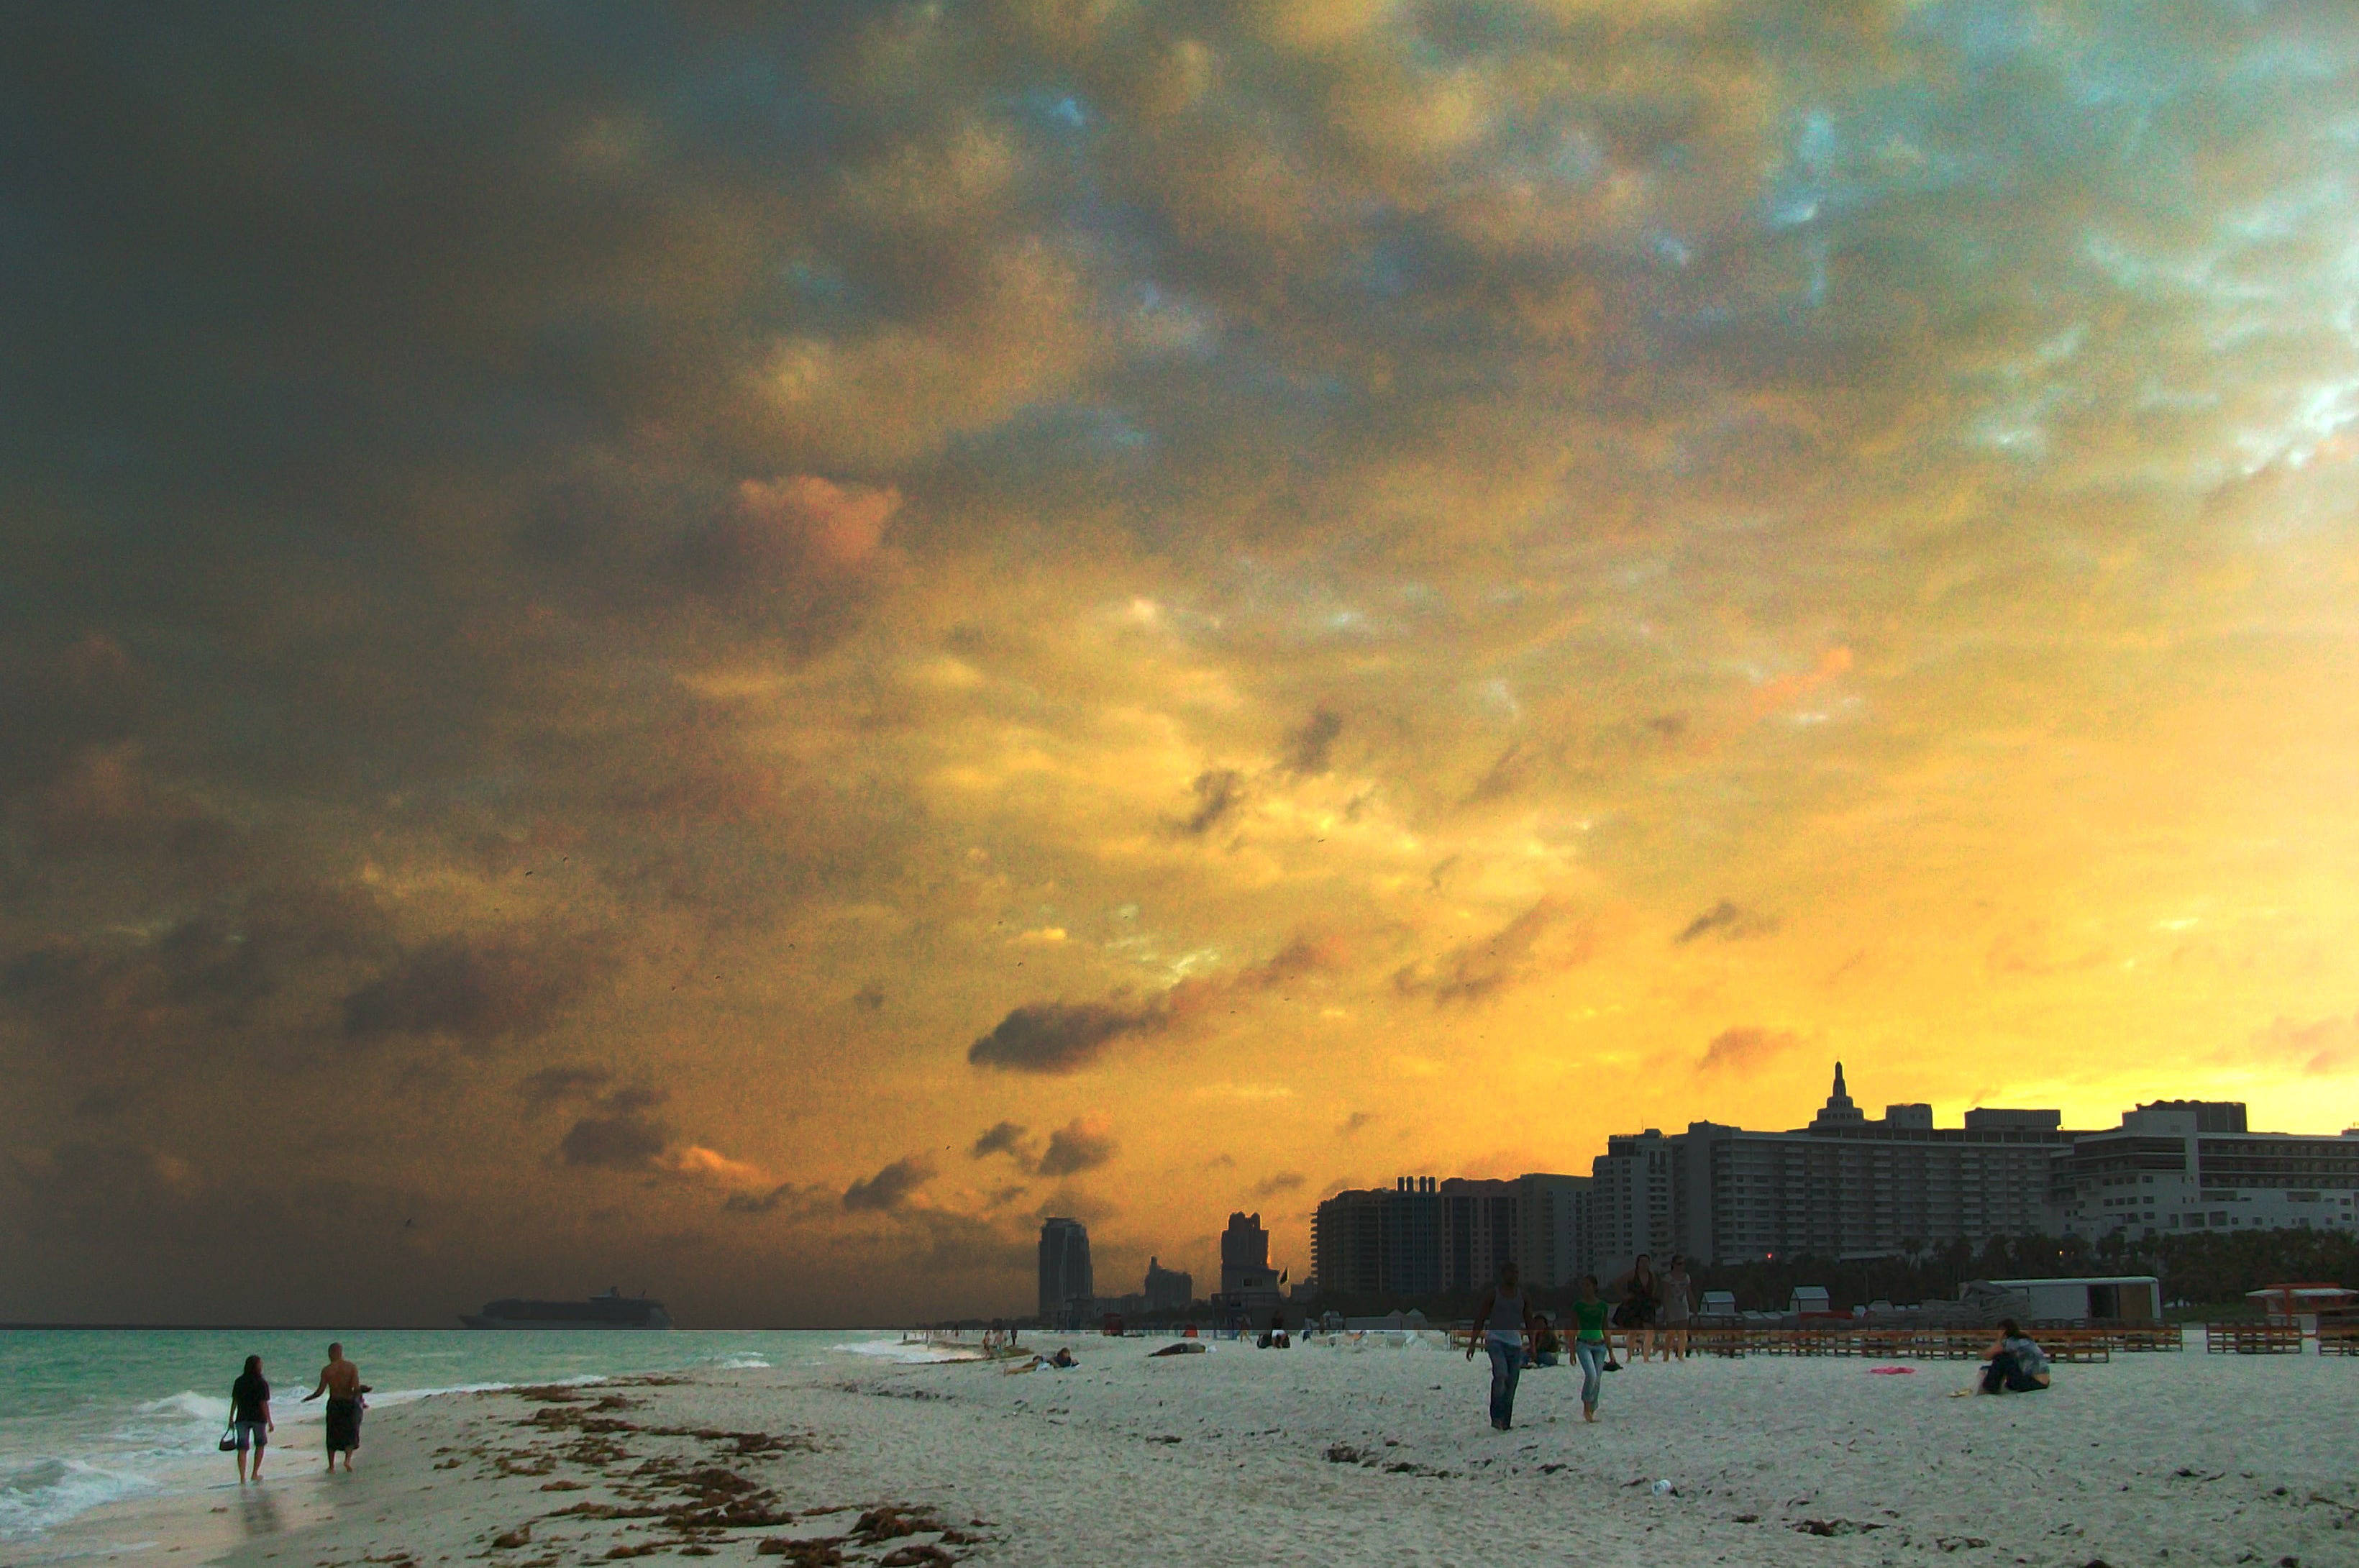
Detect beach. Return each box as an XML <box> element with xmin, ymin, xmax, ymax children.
<box><xmin>19</xmin><ymin>1334</ymin><xmax>2358</xmax><ymax>1568</ymax></box>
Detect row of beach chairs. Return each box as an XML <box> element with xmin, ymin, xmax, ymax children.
<box><xmin>1458</xmin><ymin>1320</ymin><xmax>2355</xmax><ymax>1358</ymax></box>
<box><xmin>1674</xmin><ymin>1325</ymin><xmax>2124</xmax><ymax>1362</ymax></box>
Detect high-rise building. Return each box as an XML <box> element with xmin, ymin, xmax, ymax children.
<box><xmin>1438</xmin><ymin>1178</ymin><xmax>1518</xmax><ymax>1292</ymax></box>
<box><xmin>1661</xmin><ymin>1065</ymin><xmax>2075</xmax><ymax>1266</ymax></box>
<box><xmin>1143</xmin><ymin>1257</ymin><xmax>1193</xmax><ymax>1312</ymax></box>
<box><xmin>1589</xmin><ymin>1130</ymin><xmax>1677</xmax><ymax>1283</ymax></box>
<box><xmin>1381</xmin><ymin>1176</ymin><xmax>1442</xmax><ymax>1297</ymax></box>
<box><xmin>1513</xmin><ymin>1172</ymin><xmax>1591</xmax><ymax>1289</ymax></box>
<box><xmin>1037</xmin><ymin>1217</ymin><xmax>1092</xmax><ymax>1326</ymax></box>
<box><xmin>2054</xmin><ymin>1101</ymin><xmax>2359</xmax><ymax>1241</ymax></box>
<box><xmin>1311</xmin><ymin>1172</ymin><xmax>1589</xmax><ymax>1296</ymax></box>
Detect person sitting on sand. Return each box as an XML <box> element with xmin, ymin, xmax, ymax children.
<box><xmin>1976</xmin><ymin>1318</ymin><xmax>2051</xmax><ymax>1395</ymax></box>
<box><xmin>1569</xmin><ymin>1275</ymin><xmax>1612</xmax><ymax>1423</ymax></box>
<box><xmin>229</xmin><ymin>1354</ymin><xmax>272</xmax><ymax>1484</ymax></box>
<box><xmin>301</xmin><ymin>1343</ymin><xmax>370</xmax><ymax>1472</ymax></box>
<box><xmin>1464</xmin><ymin>1260</ymin><xmax>1538</xmax><ymax>1431</ymax></box>
<box><xmin>1529</xmin><ymin>1316</ymin><xmax>1561</xmax><ymax>1367</ymax></box>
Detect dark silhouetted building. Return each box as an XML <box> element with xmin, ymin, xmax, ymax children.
<box><xmin>1037</xmin><ymin>1217</ymin><xmax>1092</xmax><ymax>1326</ymax></box>
<box><xmin>1143</xmin><ymin>1256</ymin><xmax>1192</xmax><ymax>1312</ymax></box>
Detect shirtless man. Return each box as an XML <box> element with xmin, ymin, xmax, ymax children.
<box><xmin>301</xmin><ymin>1343</ymin><xmax>369</xmax><ymax>1472</ymax></box>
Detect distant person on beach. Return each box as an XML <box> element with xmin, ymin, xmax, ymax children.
<box><xmin>1617</xmin><ymin>1254</ymin><xmax>1661</xmax><ymax>1362</ymax></box>
<box><xmin>1465</xmin><ymin>1260</ymin><xmax>1537</xmax><ymax>1431</ymax></box>
<box><xmin>301</xmin><ymin>1343</ymin><xmax>370</xmax><ymax>1471</ymax></box>
<box><xmin>1570</xmin><ymin>1275</ymin><xmax>1612</xmax><ymax>1421</ymax></box>
<box><xmin>1976</xmin><ymin>1319</ymin><xmax>2051</xmax><ymax>1395</ymax></box>
<box><xmin>229</xmin><ymin>1355</ymin><xmax>272</xmax><ymax>1483</ymax></box>
<box><xmin>1661</xmin><ymin>1257</ymin><xmax>1695</xmax><ymax>1360</ymax></box>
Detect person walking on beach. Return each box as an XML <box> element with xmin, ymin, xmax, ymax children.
<box><xmin>301</xmin><ymin>1343</ymin><xmax>370</xmax><ymax>1471</ymax></box>
<box><xmin>1569</xmin><ymin>1275</ymin><xmax>1612</xmax><ymax>1423</ymax></box>
<box><xmin>229</xmin><ymin>1354</ymin><xmax>272</xmax><ymax>1484</ymax></box>
<box><xmin>1617</xmin><ymin>1254</ymin><xmax>1661</xmax><ymax>1362</ymax></box>
<box><xmin>1975</xmin><ymin>1319</ymin><xmax>2051</xmax><ymax>1395</ymax></box>
<box><xmin>1660</xmin><ymin>1257</ymin><xmax>1695</xmax><ymax>1361</ymax></box>
<box><xmin>1465</xmin><ymin>1260</ymin><xmax>1536</xmax><ymax>1431</ymax></box>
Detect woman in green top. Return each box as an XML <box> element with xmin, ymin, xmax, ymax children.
<box><xmin>1569</xmin><ymin>1275</ymin><xmax>1612</xmax><ymax>1422</ymax></box>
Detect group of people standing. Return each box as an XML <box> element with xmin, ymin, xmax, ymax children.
<box><xmin>224</xmin><ymin>1343</ymin><xmax>371</xmax><ymax>1481</ymax></box>
<box><xmin>1466</xmin><ymin>1252</ymin><xmax>1699</xmax><ymax>1430</ymax></box>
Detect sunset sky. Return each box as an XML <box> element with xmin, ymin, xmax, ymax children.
<box><xmin>6</xmin><ymin>1</ymin><xmax>2359</xmax><ymax>1326</ymax></box>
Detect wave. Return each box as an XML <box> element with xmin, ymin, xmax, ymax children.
<box><xmin>830</xmin><ymin>1339</ymin><xmax>982</xmax><ymax>1364</ymax></box>
<box><xmin>0</xmin><ymin>1458</ymin><xmax>155</xmax><ymax>1543</ymax></box>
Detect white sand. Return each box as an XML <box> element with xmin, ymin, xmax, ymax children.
<box><xmin>32</xmin><ymin>1339</ymin><xmax>2359</xmax><ymax>1568</ymax></box>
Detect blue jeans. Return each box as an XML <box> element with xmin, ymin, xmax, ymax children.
<box><xmin>1486</xmin><ymin>1336</ymin><xmax>1523</xmax><ymax>1426</ymax></box>
<box><xmin>1574</xmin><ymin>1339</ymin><xmax>1609</xmax><ymax>1408</ymax></box>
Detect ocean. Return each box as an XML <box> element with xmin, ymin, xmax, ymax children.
<box><xmin>0</xmin><ymin>1329</ymin><xmax>895</xmax><ymax>1549</ymax></box>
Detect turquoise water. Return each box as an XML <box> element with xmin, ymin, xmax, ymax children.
<box><xmin>0</xmin><ymin>1330</ymin><xmax>887</xmax><ymax>1544</ymax></box>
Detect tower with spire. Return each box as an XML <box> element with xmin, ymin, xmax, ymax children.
<box><xmin>1810</xmin><ymin>1060</ymin><xmax>1866</xmax><ymax>1129</ymax></box>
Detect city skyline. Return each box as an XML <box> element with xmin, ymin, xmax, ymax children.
<box><xmin>8</xmin><ymin>5</ymin><xmax>2359</xmax><ymax>1328</ymax></box>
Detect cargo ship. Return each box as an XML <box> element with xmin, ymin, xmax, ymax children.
<box><xmin>460</xmin><ymin>1287</ymin><xmax>673</xmax><ymax>1329</ymax></box>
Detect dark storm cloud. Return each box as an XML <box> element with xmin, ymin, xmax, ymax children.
<box><xmin>560</xmin><ymin>1111</ymin><xmax>670</xmax><ymax>1170</ymax></box>
<box><xmin>1</xmin><ymin>881</ymin><xmax>391</xmax><ymax>1059</ymax></box>
<box><xmin>342</xmin><ymin>934</ymin><xmax>606</xmax><ymax>1048</ymax></box>
<box><xmin>1674</xmin><ymin>901</ymin><xmax>1778</xmax><ymax>944</ymax></box>
<box><xmin>1394</xmin><ymin>898</ymin><xmax>1592</xmax><ymax>1006</ymax></box>
<box><xmin>970</xmin><ymin>1121</ymin><xmax>1031</xmax><ymax>1160</ymax></box>
<box><xmin>1177</xmin><ymin>768</ymin><xmax>1248</xmax><ymax>837</ymax></box>
<box><xmin>967</xmin><ymin>998</ymin><xmax>1168</xmax><ymax>1075</ymax></box>
<box><xmin>842</xmin><ymin>1155</ymin><xmax>936</xmax><ymax>1213</ymax></box>
<box><xmin>1280</xmin><ymin>706</ymin><xmax>1343</xmax><ymax>775</ymax></box>
<box><xmin>1034</xmin><ymin>1119</ymin><xmax>1117</xmax><ymax>1177</ymax></box>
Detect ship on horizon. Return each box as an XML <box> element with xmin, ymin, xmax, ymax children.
<box><xmin>460</xmin><ymin>1287</ymin><xmax>673</xmax><ymax>1329</ymax></box>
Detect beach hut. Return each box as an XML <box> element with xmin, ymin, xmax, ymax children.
<box><xmin>2246</xmin><ymin>1282</ymin><xmax>2357</xmax><ymax>1327</ymax></box>
<box><xmin>1985</xmin><ymin>1275</ymin><xmax>2160</xmax><ymax>1323</ymax></box>
<box><xmin>1788</xmin><ymin>1285</ymin><xmax>1832</xmax><ymax>1317</ymax></box>
<box><xmin>1699</xmin><ymin>1290</ymin><xmax>1738</xmax><ymax>1320</ymax></box>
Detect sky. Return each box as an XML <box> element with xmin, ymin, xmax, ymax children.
<box><xmin>5</xmin><ymin>1</ymin><xmax>2359</xmax><ymax>1327</ymax></box>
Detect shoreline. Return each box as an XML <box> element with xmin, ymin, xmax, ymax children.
<box><xmin>12</xmin><ymin>1337</ymin><xmax>2358</xmax><ymax>1567</ymax></box>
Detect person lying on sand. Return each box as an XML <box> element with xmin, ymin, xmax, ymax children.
<box><xmin>1974</xmin><ymin>1318</ymin><xmax>2051</xmax><ymax>1395</ymax></box>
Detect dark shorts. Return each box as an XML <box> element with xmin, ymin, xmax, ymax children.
<box><xmin>233</xmin><ymin>1420</ymin><xmax>267</xmax><ymax>1452</ymax></box>
<box><xmin>325</xmin><ymin>1398</ymin><xmax>362</xmax><ymax>1452</ymax></box>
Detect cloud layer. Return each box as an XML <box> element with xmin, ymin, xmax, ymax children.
<box><xmin>6</xmin><ymin>1</ymin><xmax>2359</xmax><ymax>1325</ymax></box>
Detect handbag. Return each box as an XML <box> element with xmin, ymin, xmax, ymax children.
<box><xmin>217</xmin><ymin>1417</ymin><xmax>239</xmax><ymax>1452</ymax></box>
